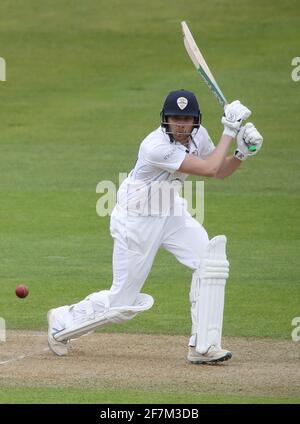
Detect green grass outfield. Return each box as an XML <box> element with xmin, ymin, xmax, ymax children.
<box><xmin>0</xmin><ymin>0</ymin><xmax>300</xmax><ymax>404</ymax></box>
<box><xmin>0</xmin><ymin>387</ymin><xmax>299</xmax><ymax>404</ymax></box>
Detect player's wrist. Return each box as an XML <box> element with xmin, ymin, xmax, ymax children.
<box><xmin>222</xmin><ymin>127</ymin><xmax>237</xmax><ymax>138</ymax></box>
<box><xmin>234</xmin><ymin>148</ymin><xmax>248</xmax><ymax>161</ymax></box>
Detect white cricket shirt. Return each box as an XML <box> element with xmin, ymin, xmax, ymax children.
<box><xmin>117</xmin><ymin>126</ymin><xmax>215</xmax><ymax>216</ymax></box>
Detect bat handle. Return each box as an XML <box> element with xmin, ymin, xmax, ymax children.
<box><xmin>236</xmin><ymin>122</ymin><xmax>257</xmax><ymax>152</ymax></box>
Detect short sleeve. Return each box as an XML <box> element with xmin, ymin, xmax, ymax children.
<box><xmin>142</xmin><ymin>142</ymin><xmax>186</xmax><ymax>173</ymax></box>
<box><xmin>199</xmin><ymin>128</ymin><xmax>215</xmax><ymax>159</ymax></box>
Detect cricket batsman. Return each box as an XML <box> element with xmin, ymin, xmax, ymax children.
<box><xmin>47</xmin><ymin>89</ymin><xmax>263</xmax><ymax>363</ymax></box>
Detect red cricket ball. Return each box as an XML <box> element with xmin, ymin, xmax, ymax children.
<box><xmin>15</xmin><ymin>284</ymin><xmax>29</xmax><ymax>298</ymax></box>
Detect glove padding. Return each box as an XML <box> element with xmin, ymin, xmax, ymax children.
<box><xmin>221</xmin><ymin>100</ymin><xmax>252</xmax><ymax>138</ymax></box>
<box><xmin>234</xmin><ymin>122</ymin><xmax>263</xmax><ymax>161</ymax></box>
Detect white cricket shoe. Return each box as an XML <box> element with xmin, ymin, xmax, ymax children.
<box><xmin>47</xmin><ymin>309</ymin><xmax>69</xmax><ymax>356</ymax></box>
<box><xmin>187</xmin><ymin>345</ymin><xmax>232</xmax><ymax>364</ymax></box>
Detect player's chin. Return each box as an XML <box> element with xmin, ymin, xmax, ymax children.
<box><xmin>175</xmin><ymin>134</ymin><xmax>189</xmax><ymax>142</ymax></box>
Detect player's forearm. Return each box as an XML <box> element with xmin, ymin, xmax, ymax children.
<box><xmin>178</xmin><ymin>135</ymin><xmax>233</xmax><ymax>177</ymax></box>
<box><xmin>215</xmin><ymin>156</ymin><xmax>242</xmax><ymax>179</ymax></box>
<box><xmin>204</xmin><ymin>134</ymin><xmax>233</xmax><ymax>176</ymax></box>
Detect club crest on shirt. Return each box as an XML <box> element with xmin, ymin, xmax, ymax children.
<box><xmin>177</xmin><ymin>97</ymin><xmax>188</xmax><ymax>110</ymax></box>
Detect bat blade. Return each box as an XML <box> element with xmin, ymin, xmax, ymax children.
<box><xmin>181</xmin><ymin>21</ymin><xmax>227</xmax><ymax>108</ymax></box>
<box><xmin>181</xmin><ymin>22</ymin><xmax>256</xmax><ymax>152</ymax></box>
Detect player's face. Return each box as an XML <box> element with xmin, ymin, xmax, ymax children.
<box><xmin>167</xmin><ymin>116</ymin><xmax>194</xmax><ymax>143</ymax></box>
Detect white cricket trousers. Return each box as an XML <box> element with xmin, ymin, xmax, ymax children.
<box><xmin>53</xmin><ymin>204</ymin><xmax>209</xmax><ymax>344</ymax></box>
<box><xmin>108</xmin><ymin>205</ymin><xmax>209</xmax><ymax>306</ymax></box>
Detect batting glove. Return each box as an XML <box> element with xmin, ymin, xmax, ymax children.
<box><xmin>234</xmin><ymin>122</ymin><xmax>263</xmax><ymax>161</ymax></box>
<box><xmin>221</xmin><ymin>100</ymin><xmax>252</xmax><ymax>138</ymax></box>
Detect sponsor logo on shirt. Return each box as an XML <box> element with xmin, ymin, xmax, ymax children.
<box><xmin>164</xmin><ymin>147</ymin><xmax>177</xmax><ymax>160</ymax></box>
